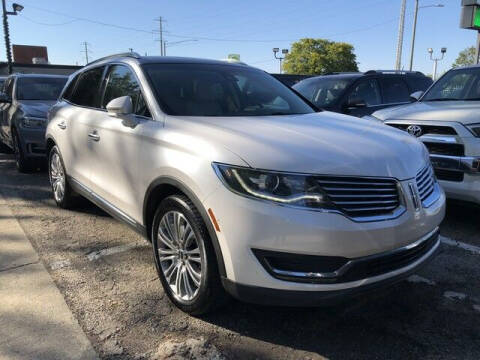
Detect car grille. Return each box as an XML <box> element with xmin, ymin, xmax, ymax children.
<box><xmin>416</xmin><ymin>165</ymin><xmax>436</xmax><ymax>204</ymax></box>
<box><xmin>423</xmin><ymin>142</ymin><xmax>464</xmax><ymax>156</ymax></box>
<box><xmin>388</xmin><ymin>123</ymin><xmax>457</xmax><ymax>135</ymax></box>
<box><xmin>315</xmin><ymin>176</ymin><xmax>401</xmax><ymax>219</ymax></box>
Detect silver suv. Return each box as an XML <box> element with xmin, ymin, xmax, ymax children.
<box><xmin>46</xmin><ymin>53</ymin><xmax>445</xmax><ymax>314</ymax></box>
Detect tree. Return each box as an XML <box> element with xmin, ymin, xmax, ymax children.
<box><xmin>452</xmin><ymin>46</ymin><xmax>476</xmax><ymax>68</ymax></box>
<box><xmin>283</xmin><ymin>38</ymin><xmax>358</xmax><ymax>75</ymax></box>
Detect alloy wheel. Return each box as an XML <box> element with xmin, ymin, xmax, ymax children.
<box><xmin>157</xmin><ymin>211</ymin><xmax>203</xmax><ymax>303</ymax></box>
<box><xmin>50</xmin><ymin>152</ymin><xmax>65</xmax><ymax>202</ymax></box>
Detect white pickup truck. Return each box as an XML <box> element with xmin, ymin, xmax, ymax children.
<box><xmin>367</xmin><ymin>65</ymin><xmax>480</xmax><ymax>205</ymax></box>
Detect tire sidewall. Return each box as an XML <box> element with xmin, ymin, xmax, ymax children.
<box><xmin>48</xmin><ymin>145</ymin><xmax>68</xmax><ymax>207</ymax></box>
<box><xmin>152</xmin><ymin>195</ymin><xmax>213</xmax><ymax>314</ymax></box>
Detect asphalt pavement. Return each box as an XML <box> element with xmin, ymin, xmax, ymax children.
<box><xmin>0</xmin><ymin>152</ymin><xmax>479</xmax><ymax>360</ymax></box>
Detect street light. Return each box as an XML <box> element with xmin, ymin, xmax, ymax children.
<box><xmin>408</xmin><ymin>1</ymin><xmax>444</xmax><ymax>71</ymax></box>
<box><xmin>273</xmin><ymin>48</ymin><xmax>288</xmax><ymax>74</ymax></box>
<box><xmin>2</xmin><ymin>0</ymin><xmax>23</xmax><ymax>74</ymax></box>
<box><xmin>428</xmin><ymin>47</ymin><xmax>446</xmax><ymax>81</ymax></box>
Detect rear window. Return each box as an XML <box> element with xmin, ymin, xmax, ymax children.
<box><xmin>143</xmin><ymin>63</ymin><xmax>314</xmax><ymax>117</ymax></box>
<box><xmin>380</xmin><ymin>77</ymin><xmax>411</xmax><ymax>104</ymax></box>
<box><xmin>16</xmin><ymin>77</ymin><xmax>67</xmax><ymax>101</ymax></box>
<box><xmin>70</xmin><ymin>66</ymin><xmax>105</xmax><ymax>108</ymax></box>
<box><xmin>405</xmin><ymin>76</ymin><xmax>433</xmax><ymax>93</ymax></box>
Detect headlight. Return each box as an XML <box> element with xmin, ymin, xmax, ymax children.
<box><xmin>213</xmin><ymin>163</ymin><xmax>334</xmax><ymax>209</ymax></box>
<box><xmin>21</xmin><ymin>116</ymin><xmax>46</xmax><ymax>128</ymax></box>
<box><xmin>466</xmin><ymin>123</ymin><xmax>480</xmax><ymax>137</ymax></box>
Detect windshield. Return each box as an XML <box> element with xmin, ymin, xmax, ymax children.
<box><xmin>293</xmin><ymin>77</ymin><xmax>354</xmax><ymax>108</ymax></box>
<box><xmin>16</xmin><ymin>77</ymin><xmax>67</xmax><ymax>101</ymax></box>
<box><xmin>143</xmin><ymin>63</ymin><xmax>315</xmax><ymax>116</ymax></box>
<box><xmin>423</xmin><ymin>67</ymin><xmax>480</xmax><ymax>101</ymax></box>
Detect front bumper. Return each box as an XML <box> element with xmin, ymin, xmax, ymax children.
<box><xmin>17</xmin><ymin>126</ymin><xmax>46</xmax><ymax>158</ymax></box>
<box><xmin>204</xmin><ymin>178</ymin><xmax>446</xmax><ymax>294</ymax></box>
<box><xmin>223</xmin><ymin>230</ymin><xmax>440</xmax><ymax>306</ymax></box>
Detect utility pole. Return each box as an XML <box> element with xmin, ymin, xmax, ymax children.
<box><xmin>2</xmin><ymin>0</ymin><xmax>12</xmax><ymax>74</ymax></box>
<box><xmin>395</xmin><ymin>0</ymin><xmax>407</xmax><ymax>70</ymax></box>
<box><xmin>155</xmin><ymin>17</ymin><xmax>164</xmax><ymax>56</ymax></box>
<box><xmin>81</xmin><ymin>41</ymin><xmax>90</xmax><ymax>64</ymax></box>
<box><xmin>408</xmin><ymin>0</ymin><xmax>419</xmax><ymax>71</ymax></box>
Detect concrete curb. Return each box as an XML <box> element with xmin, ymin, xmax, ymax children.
<box><xmin>0</xmin><ymin>191</ymin><xmax>99</xmax><ymax>360</ymax></box>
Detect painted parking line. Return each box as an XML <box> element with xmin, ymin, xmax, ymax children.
<box><xmin>440</xmin><ymin>236</ymin><xmax>480</xmax><ymax>256</ymax></box>
<box><xmin>86</xmin><ymin>242</ymin><xmax>150</xmax><ymax>261</ymax></box>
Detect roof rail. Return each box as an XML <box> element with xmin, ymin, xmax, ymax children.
<box><xmin>323</xmin><ymin>71</ymin><xmax>361</xmax><ymax>75</ymax></box>
<box><xmin>86</xmin><ymin>52</ymin><xmax>141</xmax><ymax>66</ymax></box>
<box><xmin>364</xmin><ymin>70</ymin><xmax>425</xmax><ymax>76</ymax></box>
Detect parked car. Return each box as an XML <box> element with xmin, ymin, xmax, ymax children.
<box><xmin>367</xmin><ymin>65</ymin><xmax>480</xmax><ymax>205</ymax></box>
<box><xmin>46</xmin><ymin>53</ymin><xmax>445</xmax><ymax>314</ymax></box>
<box><xmin>271</xmin><ymin>73</ymin><xmax>312</xmax><ymax>87</ymax></box>
<box><xmin>293</xmin><ymin>70</ymin><xmax>433</xmax><ymax>117</ymax></box>
<box><xmin>0</xmin><ymin>73</ymin><xmax>68</xmax><ymax>171</ymax></box>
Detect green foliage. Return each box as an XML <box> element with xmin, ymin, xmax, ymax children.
<box><xmin>452</xmin><ymin>46</ymin><xmax>476</xmax><ymax>68</ymax></box>
<box><xmin>283</xmin><ymin>38</ymin><xmax>359</xmax><ymax>75</ymax></box>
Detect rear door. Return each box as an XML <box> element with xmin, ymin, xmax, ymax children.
<box><xmin>88</xmin><ymin>64</ymin><xmax>151</xmax><ymax>222</ymax></box>
<box><xmin>60</xmin><ymin>66</ymin><xmax>106</xmax><ymax>189</ymax></box>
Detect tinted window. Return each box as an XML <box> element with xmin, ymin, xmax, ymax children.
<box><xmin>293</xmin><ymin>77</ymin><xmax>353</xmax><ymax>108</ymax></box>
<box><xmin>16</xmin><ymin>77</ymin><xmax>67</xmax><ymax>101</ymax></box>
<box><xmin>70</xmin><ymin>67</ymin><xmax>105</xmax><ymax>107</ymax></box>
<box><xmin>143</xmin><ymin>63</ymin><xmax>315</xmax><ymax>116</ymax></box>
<box><xmin>380</xmin><ymin>77</ymin><xmax>410</xmax><ymax>103</ymax></box>
<box><xmin>348</xmin><ymin>79</ymin><xmax>381</xmax><ymax>106</ymax></box>
<box><xmin>102</xmin><ymin>65</ymin><xmax>150</xmax><ymax>117</ymax></box>
<box><xmin>62</xmin><ymin>74</ymin><xmax>80</xmax><ymax>102</ymax></box>
<box><xmin>405</xmin><ymin>76</ymin><xmax>432</xmax><ymax>93</ymax></box>
<box><xmin>422</xmin><ymin>68</ymin><xmax>480</xmax><ymax>101</ymax></box>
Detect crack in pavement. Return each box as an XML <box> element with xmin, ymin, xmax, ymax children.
<box><xmin>0</xmin><ymin>261</ymin><xmax>40</xmax><ymax>273</ymax></box>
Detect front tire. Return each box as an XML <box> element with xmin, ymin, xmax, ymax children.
<box><xmin>48</xmin><ymin>145</ymin><xmax>76</xmax><ymax>209</ymax></box>
<box><xmin>152</xmin><ymin>195</ymin><xmax>227</xmax><ymax>315</ymax></box>
<box><xmin>12</xmin><ymin>129</ymin><xmax>33</xmax><ymax>173</ymax></box>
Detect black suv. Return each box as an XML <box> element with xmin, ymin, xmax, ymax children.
<box><xmin>293</xmin><ymin>70</ymin><xmax>433</xmax><ymax>117</ymax></box>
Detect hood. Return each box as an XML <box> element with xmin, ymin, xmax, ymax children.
<box><xmin>372</xmin><ymin>100</ymin><xmax>480</xmax><ymax>125</ymax></box>
<box><xmin>172</xmin><ymin>112</ymin><xmax>428</xmax><ymax>181</ymax></box>
<box><xmin>18</xmin><ymin>100</ymin><xmax>56</xmax><ymax>118</ymax></box>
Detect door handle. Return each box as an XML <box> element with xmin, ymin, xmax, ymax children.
<box><xmin>88</xmin><ymin>131</ymin><xmax>100</xmax><ymax>142</ymax></box>
<box><xmin>57</xmin><ymin>121</ymin><xmax>66</xmax><ymax>130</ymax></box>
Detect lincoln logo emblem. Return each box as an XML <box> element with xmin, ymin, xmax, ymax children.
<box><xmin>406</xmin><ymin>125</ymin><xmax>423</xmax><ymax>137</ymax></box>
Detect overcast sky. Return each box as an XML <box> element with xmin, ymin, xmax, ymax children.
<box><xmin>3</xmin><ymin>0</ymin><xmax>475</xmax><ymax>75</ymax></box>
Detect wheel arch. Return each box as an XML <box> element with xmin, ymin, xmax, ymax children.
<box><xmin>143</xmin><ymin>176</ymin><xmax>226</xmax><ymax>278</ymax></box>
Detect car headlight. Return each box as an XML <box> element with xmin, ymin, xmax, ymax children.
<box><xmin>466</xmin><ymin>123</ymin><xmax>480</xmax><ymax>137</ymax></box>
<box><xmin>21</xmin><ymin>116</ymin><xmax>46</xmax><ymax>128</ymax></box>
<box><xmin>213</xmin><ymin>163</ymin><xmax>334</xmax><ymax>209</ymax></box>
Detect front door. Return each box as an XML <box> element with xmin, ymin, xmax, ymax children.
<box><xmin>88</xmin><ymin>64</ymin><xmax>152</xmax><ymax>223</ymax></box>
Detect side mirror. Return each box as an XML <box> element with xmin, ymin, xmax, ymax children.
<box><xmin>106</xmin><ymin>96</ymin><xmax>137</xmax><ymax>127</ymax></box>
<box><xmin>0</xmin><ymin>93</ymin><xmax>11</xmax><ymax>103</ymax></box>
<box><xmin>410</xmin><ymin>91</ymin><xmax>424</xmax><ymax>102</ymax></box>
<box><xmin>346</xmin><ymin>98</ymin><xmax>367</xmax><ymax>109</ymax></box>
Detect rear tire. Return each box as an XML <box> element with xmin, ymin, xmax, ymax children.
<box><xmin>12</xmin><ymin>129</ymin><xmax>33</xmax><ymax>173</ymax></box>
<box><xmin>151</xmin><ymin>194</ymin><xmax>228</xmax><ymax>315</ymax></box>
<box><xmin>48</xmin><ymin>145</ymin><xmax>76</xmax><ymax>209</ymax></box>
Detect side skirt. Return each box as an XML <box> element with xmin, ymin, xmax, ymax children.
<box><xmin>68</xmin><ymin>176</ymin><xmax>148</xmax><ymax>238</ymax></box>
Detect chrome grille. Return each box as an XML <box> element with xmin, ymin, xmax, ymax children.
<box><xmin>416</xmin><ymin>165</ymin><xmax>436</xmax><ymax>205</ymax></box>
<box><xmin>315</xmin><ymin>176</ymin><xmax>401</xmax><ymax>219</ymax></box>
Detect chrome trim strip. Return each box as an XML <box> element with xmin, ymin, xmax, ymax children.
<box><xmin>419</xmin><ymin>135</ymin><xmax>458</xmax><ymax>143</ymax></box>
<box><xmin>430</xmin><ymin>154</ymin><xmax>480</xmax><ymax>174</ymax></box>
<box><xmin>269</xmin><ymin>227</ymin><xmax>439</xmax><ymax>280</ymax></box>
<box><xmin>69</xmin><ymin>177</ymin><xmax>139</xmax><ymax>228</ymax></box>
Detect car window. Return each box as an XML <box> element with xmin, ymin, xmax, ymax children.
<box><xmin>143</xmin><ymin>63</ymin><xmax>315</xmax><ymax>117</ymax></box>
<box><xmin>16</xmin><ymin>77</ymin><xmax>67</xmax><ymax>101</ymax></box>
<box><xmin>380</xmin><ymin>77</ymin><xmax>410</xmax><ymax>103</ymax></box>
<box><xmin>62</xmin><ymin>74</ymin><xmax>80</xmax><ymax>102</ymax></box>
<box><xmin>102</xmin><ymin>65</ymin><xmax>151</xmax><ymax>117</ymax></box>
<box><xmin>293</xmin><ymin>77</ymin><xmax>353</xmax><ymax>108</ymax></box>
<box><xmin>422</xmin><ymin>68</ymin><xmax>480</xmax><ymax>101</ymax></box>
<box><xmin>70</xmin><ymin>66</ymin><xmax>105</xmax><ymax>108</ymax></box>
<box><xmin>405</xmin><ymin>76</ymin><xmax>432</xmax><ymax>93</ymax></box>
<box><xmin>347</xmin><ymin>79</ymin><xmax>381</xmax><ymax>106</ymax></box>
